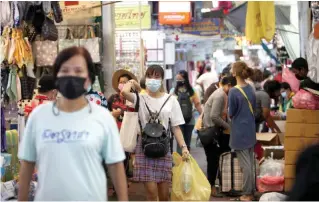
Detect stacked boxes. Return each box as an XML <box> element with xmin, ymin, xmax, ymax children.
<box><xmin>284</xmin><ymin>109</ymin><xmax>319</xmax><ymax>191</ymax></box>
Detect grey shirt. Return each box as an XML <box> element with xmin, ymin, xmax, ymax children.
<box><xmin>255</xmin><ymin>90</ymin><xmax>271</xmax><ymax>122</ymax></box>
<box><xmin>203</xmin><ymin>88</ymin><xmax>229</xmax><ymax>130</ymax></box>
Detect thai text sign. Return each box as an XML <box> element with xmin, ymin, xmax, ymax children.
<box><xmin>60</xmin><ymin>1</ymin><xmax>102</xmax><ymax>19</ymax></box>
<box><xmin>115</xmin><ymin>5</ymin><xmax>151</xmax><ymax>30</ymax></box>
<box><xmin>180</xmin><ymin>19</ymin><xmax>223</xmax><ymax>36</ymax></box>
<box><xmin>158</xmin><ymin>2</ymin><xmax>191</xmax><ymax>25</ymax></box>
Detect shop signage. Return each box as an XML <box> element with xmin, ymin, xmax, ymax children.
<box><xmin>60</xmin><ymin>1</ymin><xmax>102</xmax><ymax>19</ymax></box>
<box><xmin>181</xmin><ymin>19</ymin><xmax>223</xmax><ymax>36</ymax></box>
<box><xmin>160</xmin><ymin>19</ymin><xmax>223</xmax><ymax>36</ymax></box>
<box><xmin>115</xmin><ymin>5</ymin><xmax>151</xmax><ymax>30</ymax></box>
<box><xmin>158</xmin><ymin>2</ymin><xmax>191</xmax><ymax>25</ymax></box>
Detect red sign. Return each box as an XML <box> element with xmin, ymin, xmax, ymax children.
<box><xmin>64</xmin><ymin>1</ymin><xmax>79</xmax><ymax>6</ymax></box>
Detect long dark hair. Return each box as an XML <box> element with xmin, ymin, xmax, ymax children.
<box><xmin>174</xmin><ymin>70</ymin><xmax>194</xmax><ymax>96</ymax></box>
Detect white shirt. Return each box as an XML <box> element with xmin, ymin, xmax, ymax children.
<box><xmin>18</xmin><ymin>102</ymin><xmax>125</xmax><ymax>201</ymax></box>
<box><xmin>133</xmin><ymin>93</ymin><xmax>185</xmax><ymax>129</ymax></box>
<box><xmin>196</xmin><ymin>71</ymin><xmax>219</xmax><ymax>92</ymax></box>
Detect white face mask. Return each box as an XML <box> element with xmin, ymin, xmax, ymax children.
<box><xmin>146</xmin><ymin>78</ymin><xmax>162</xmax><ymax>92</ymax></box>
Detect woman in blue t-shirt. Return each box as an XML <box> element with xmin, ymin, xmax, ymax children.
<box><xmin>228</xmin><ymin>61</ymin><xmax>256</xmax><ymax>201</ymax></box>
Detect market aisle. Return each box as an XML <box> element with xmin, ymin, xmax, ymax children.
<box><xmin>109</xmin><ymin>137</ymin><xmax>231</xmax><ymax>201</ymax></box>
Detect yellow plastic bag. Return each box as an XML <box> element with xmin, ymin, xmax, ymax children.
<box><xmin>171</xmin><ymin>152</ymin><xmax>211</xmax><ymax>201</ymax></box>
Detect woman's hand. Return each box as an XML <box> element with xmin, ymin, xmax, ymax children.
<box><xmin>182</xmin><ymin>147</ymin><xmax>190</xmax><ymax>161</ymax></box>
<box><xmin>128</xmin><ymin>80</ymin><xmax>141</xmax><ymax>92</ymax></box>
<box><xmin>112</xmin><ymin>109</ymin><xmax>122</xmax><ymax>118</ymax></box>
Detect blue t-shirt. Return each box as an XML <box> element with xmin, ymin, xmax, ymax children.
<box><xmin>228</xmin><ymin>85</ymin><xmax>256</xmax><ymax>150</ymax></box>
<box><xmin>18</xmin><ymin>102</ymin><xmax>125</xmax><ymax>201</ymax></box>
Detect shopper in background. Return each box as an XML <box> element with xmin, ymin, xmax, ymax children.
<box><xmin>108</xmin><ymin>69</ymin><xmax>137</xmax><ymax>129</ymax></box>
<box><xmin>172</xmin><ymin>70</ymin><xmax>202</xmax><ymax>154</ymax></box>
<box><xmin>250</xmin><ymin>69</ymin><xmax>264</xmax><ymax>91</ymax></box>
<box><xmin>228</xmin><ymin>61</ymin><xmax>256</xmax><ymax>201</ymax></box>
<box><xmin>24</xmin><ymin>75</ymin><xmax>57</xmax><ymax>116</ymax></box>
<box><xmin>18</xmin><ymin>47</ymin><xmax>128</xmax><ymax>201</ymax></box>
<box><xmin>261</xmin><ymin>69</ymin><xmax>273</xmax><ymax>88</ymax></box>
<box><xmin>291</xmin><ymin>57</ymin><xmax>319</xmax><ymax>91</ymax></box>
<box><xmin>107</xmin><ymin>69</ymin><xmax>137</xmax><ymax>195</ymax></box>
<box><xmin>121</xmin><ymin>65</ymin><xmax>189</xmax><ymax>201</ymax></box>
<box><xmin>255</xmin><ymin>80</ymin><xmax>282</xmax><ymax>133</ymax></box>
<box><xmin>287</xmin><ymin>143</ymin><xmax>319</xmax><ymax>201</ymax></box>
<box><xmin>274</xmin><ymin>65</ymin><xmax>283</xmax><ymax>83</ymax></box>
<box><xmin>203</xmin><ymin>64</ymin><xmax>231</xmax><ymax>104</ymax></box>
<box><xmin>196</xmin><ymin>64</ymin><xmax>219</xmax><ymax>93</ymax></box>
<box><xmin>203</xmin><ymin>76</ymin><xmax>236</xmax><ymax>196</ymax></box>
<box><xmin>279</xmin><ymin>82</ymin><xmax>295</xmax><ymax>119</ymax></box>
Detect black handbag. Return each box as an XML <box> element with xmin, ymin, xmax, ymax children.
<box><xmin>197</xmin><ymin>114</ymin><xmax>221</xmax><ymax>147</ymax></box>
<box><xmin>51</xmin><ymin>1</ymin><xmax>63</xmax><ymax>23</ymax></box>
<box><xmin>41</xmin><ymin>17</ymin><xmax>58</xmax><ymax>41</ymax></box>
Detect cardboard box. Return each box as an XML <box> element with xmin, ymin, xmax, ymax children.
<box><xmin>285</xmin><ymin>137</ymin><xmax>319</xmax><ymax>151</ymax></box>
<box><xmin>257</xmin><ymin>133</ymin><xmax>281</xmax><ymax>146</ymax></box>
<box><xmin>275</xmin><ymin>121</ymin><xmax>286</xmax><ymax>133</ymax></box>
<box><xmin>285</xmin><ymin>150</ymin><xmax>300</xmax><ymax>165</ymax></box>
<box><xmin>285</xmin><ymin>123</ymin><xmax>319</xmax><ymax>138</ymax></box>
<box><xmin>284</xmin><ymin>165</ymin><xmax>296</xmax><ymax>178</ymax></box>
<box><xmin>286</xmin><ymin>109</ymin><xmax>319</xmax><ymax>124</ymax></box>
<box><xmin>285</xmin><ymin>178</ymin><xmax>295</xmax><ymax>192</ymax></box>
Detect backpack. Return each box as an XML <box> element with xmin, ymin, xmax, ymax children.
<box><xmin>140</xmin><ymin>95</ymin><xmax>172</xmax><ymax>158</ymax></box>
<box><xmin>177</xmin><ymin>91</ymin><xmax>193</xmax><ymax>123</ymax></box>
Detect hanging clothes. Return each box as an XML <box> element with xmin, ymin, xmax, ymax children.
<box><xmin>1</xmin><ymin>107</ymin><xmax>7</xmax><ymax>152</ymax></box>
<box><xmin>6</xmin><ymin>65</ymin><xmax>18</xmax><ymax>102</ymax></box>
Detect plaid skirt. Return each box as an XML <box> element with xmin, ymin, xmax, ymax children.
<box><xmin>132</xmin><ymin>136</ymin><xmax>172</xmax><ymax>183</ymax></box>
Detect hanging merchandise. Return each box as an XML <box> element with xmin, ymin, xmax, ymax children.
<box><xmin>58</xmin><ymin>28</ymin><xmax>79</xmax><ymax>52</ymax></box>
<box><xmin>3</xmin><ymin>130</ymin><xmax>19</xmax><ymax>182</ymax></box>
<box><xmin>79</xmin><ymin>26</ymin><xmax>101</xmax><ymax>63</ymax></box>
<box><xmin>245</xmin><ymin>1</ymin><xmax>276</xmax><ymax>44</ymax></box>
<box><xmin>0</xmin><ymin>1</ymin><xmax>11</xmax><ymax>28</ymax></box>
<box><xmin>51</xmin><ymin>1</ymin><xmax>63</xmax><ymax>23</ymax></box>
<box><xmin>92</xmin><ymin>75</ymin><xmax>102</xmax><ymax>92</ymax></box>
<box><xmin>33</xmin><ymin>40</ymin><xmax>58</xmax><ymax>67</ymax></box>
<box><xmin>292</xmin><ymin>89</ymin><xmax>319</xmax><ymax>110</ymax></box>
<box><xmin>19</xmin><ymin>67</ymin><xmax>36</xmax><ymax>101</ymax></box>
<box><xmin>41</xmin><ymin>17</ymin><xmax>58</xmax><ymax>41</ymax></box>
<box><xmin>1</xmin><ymin>107</ymin><xmax>7</xmax><ymax>152</ymax></box>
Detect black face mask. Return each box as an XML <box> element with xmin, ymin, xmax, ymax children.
<box><xmin>176</xmin><ymin>81</ymin><xmax>185</xmax><ymax>86</ymax></box>
<box><xmin>56</xmin><ymin>76</ymin><xmax>86</xmax><ymax>100</ymax></box>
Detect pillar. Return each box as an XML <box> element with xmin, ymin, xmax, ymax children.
<box><xmin>102</xmin><ymin>2</ymin><xmax>116</xmax><ymax>96</ymax></box>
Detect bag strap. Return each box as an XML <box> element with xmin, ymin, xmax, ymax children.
<box><xmin>143</xmin><ymin>94</ymin><xmax>172</xmax><ymax>120</ymax></box>
<box><xmin>134</xmin><ymin>90</ymin><xmax>139</xmax><ymax>112</ymax></box>
<box><xmin>234</xmin><ymin>85</ymin><xmax>254</xmax><ymax>115</ymax></box>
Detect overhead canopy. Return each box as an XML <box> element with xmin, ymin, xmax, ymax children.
<box><xmin>225</xmin><ymin>2</ymin><xmax>300</xmax><ymax>60</ymax></box>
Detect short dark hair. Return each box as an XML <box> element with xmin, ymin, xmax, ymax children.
<box><xmin>263</xmin><ymin>69</ymin><xmax>272</xmax><ymax>80</ymax></box>
<box><xmin>53</xmin><ymin>47</ymin><xmax>96</xmax><ymax>84</ymax></box>
<box><xmin>291</xmin><ymin>57</ymin><xmax>308</xmax><ymax>71</ymax></box>
<box><xmin>263</xmin><ymin>80</ymin><xmax>281</xmax><ymax>94</ymax></box>
<box><xmin>38</xmin><ymin>75</ymin><xmax>56</xmax><ymax>93</ymax></box>
<box><xmin>281</xmin><ymin>82</ymin><xmax>291</xmax><ymax>90</ymax></box>
<box><xmin>221</xmin><ymin>76</ymin><xmax>237</xmax><ymax>87</ymax></box>
<box><xmin>118</xmin><ymin>74</ymin><xmax>132</xmax><ymax>82</ymax></box>
<box><xmin>221</xmin><ymin>65</ymin><xmax>231</xmax><ymax>77</ymax></box>
<box><xmin>145</xmin><ymin>65</ymin><xmax>164</xmax><ymax>79</ymax></box>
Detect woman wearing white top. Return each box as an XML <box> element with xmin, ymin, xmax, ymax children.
<box><xmin>18</xmin><ymin>47</ymin><xmax>128</xmax><ymax>201</ymax></box>
<box><xmin>122</xmin><ymin>65</ymin><xmax>190</xmax><ymax>201</ymax></box>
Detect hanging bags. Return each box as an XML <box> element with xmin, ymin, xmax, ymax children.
<box><xmin>33</xmin><ymin>40</ymin><xmax>58</xmax><ymax>67</ymax></box>
<box><xmin>79</xmin><ymin>26</ymin><xmax>101</xmax><ymax>63</ymax></box>
<box><xmin>58</xmin><ymin>28</ymin><xmax>79</xmax><ymax>52</ymax></box>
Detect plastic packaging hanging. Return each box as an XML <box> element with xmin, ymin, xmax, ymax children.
<box><xmin>171</xmin><ymin>152</ymin><xmax>211</xmax><ymax>201</ymax></box>
<box><xmin>282</xmin><ymin>66</ymin><xmax>300</xmax><ymax>93</ymax></box>
<box><xmin>292</xmin><ymin>89</ymin><xmax>319</xmax><ymax>110</ymax></box>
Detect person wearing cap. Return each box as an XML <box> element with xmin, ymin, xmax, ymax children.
<box><xmin>107</xmin><ymin>69</ymin><xmax>138</xmax><ymax>195</ymax></box>
<box><xmin>24</xmin><ymin>75</ymin><xmax>57</xmax><ymax>116</ymax></box>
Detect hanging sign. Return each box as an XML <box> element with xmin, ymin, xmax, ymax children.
<box><xmin>115</xmin><ymin>5</ymin><xmax>151</xmax><ymax>30</ymax></box>
<box><xmin>158</xmin><ymin>2</ymin><xmax>191</xmax><ymax>25</ymax></box>
<box><xmin>60</xmin><ymin>1</ymin><xmax>102</xmax><ymax>19</ymax></box>
<box><xmin>180</xmin><ymin>18</ymin><xmax>223</xmax><ymax>36</ymax></box>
